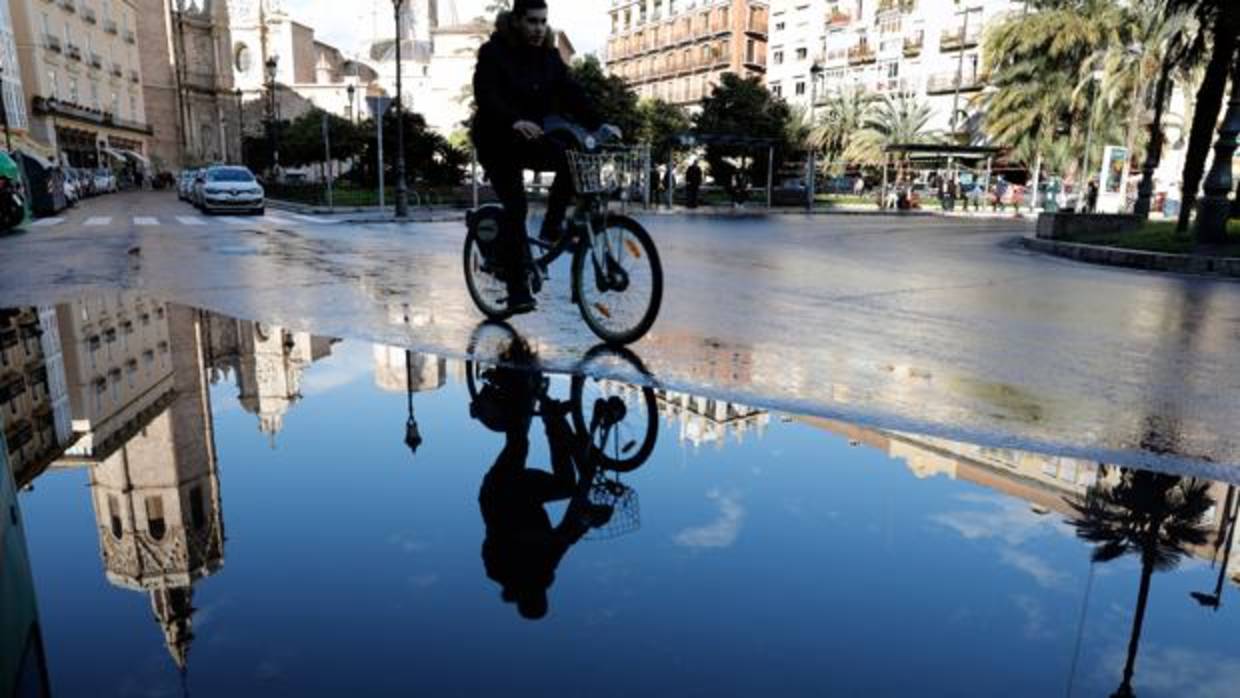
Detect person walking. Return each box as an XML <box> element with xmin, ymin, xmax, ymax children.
<box><xmin>685</xmin><ymin>160</ymin><xmax>703</xmax><ymax>209</ymax></box>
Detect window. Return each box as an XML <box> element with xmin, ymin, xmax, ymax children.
<box><xmin>68</xmin><ymin>77</ymin><xmax>78</xmax><ymax>104</ymax></box>
<box><xmin>771</xmin><ymin>82</ymin><xmax>781</xmax><ymax>97</ymax></box>
<box><xmin>145</xmin><ymin>497</ymin><xmax>166</xmax><ymax>540</ymax></box>
<box><xmin>795</xmin><ymin>81</ymin><xmax>806</xmax><ymax>95</ymax></box>
<box><xmin>773</xmin><ymin>50</ymin><xmax>783</xmax><ymax>64</ymax></box>
<box><xmin>41</xmin><ymin>12</ymin><xmax>50</xmax><ymax>36</ymax></box>
<box><xmin>796</xmin><ymin>47</ymin><xmax>808</xmax><ymax>60</ymax></box>
<box><xmin>190</xmin><ymin>487</ymin><xmax>206</xmax><ymax>529</ymax></box>
<box><xmin>90</xmin><ymin>82</ymin><xmax>99</xmax><ymax>109</ymax></box>
<box><xmin>108</xmin><ymin>495</ymin><xmax>123</xmax><ymax>539</ymax></box>
<box><xmin>774</xmin><ymin>21</ymin><xmax>785</xmax><ymax>31</ymax></box>
<box><xmin>48</xmin><ymin>70</ymin><xmax>58</xmax><ymax>99</ymax></box>
<box><xmin>129</xmin><ymin>92</ymin><xmax>136</xmax><ymax>118</ymax></box>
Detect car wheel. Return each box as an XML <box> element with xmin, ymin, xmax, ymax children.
<box><xmin>254</xmin><ymin>208</ymin><xmax>265</xmax><ymax>216</ymax></box>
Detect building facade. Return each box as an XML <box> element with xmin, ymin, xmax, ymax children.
<box><xmin>136</xmin><ymin>0</ymin><xmax>239</xmax><ymax>170</ymax></box>
<box><xmin>767</xmin><ymin>0</ymin><xmax>1021</xmax><ymax>134</ymax></box>
<box><xmin>10</xmin><ymin>0</ymin><xmax>152</xmax><ymax>166</ymax></box>
<box><xmin>0</xmin><ymin>308</ymin><xmax>73</xmax><ymax>488</ymax></box>
<box><xmin>605</xmin><ymin>0</ymin><xmax>770</xmax><ymax>107</ymax></box>
<box><xmin>0</xmin><ymin>0</ymin><xmax>32</xmax><ymax>142</ymax></box>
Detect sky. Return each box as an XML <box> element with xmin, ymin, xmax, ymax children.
<box><xmin>285</xmin><ymin>0</ymin><xmax>611</xmax><ymax>60</ymax></box>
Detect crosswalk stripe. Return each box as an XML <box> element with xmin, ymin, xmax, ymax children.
<box><xmin>31</xmin><ymin>217</ymin><xmax>63</xmax><ymax>227</ymax></box>
<box><xmin>221</xmin><ymin>218</ymin><xmax>255</xmax><ymax>227</ymax></box>
<box><xmin>175</xmin><ymin>216</ymin><xmax>206</xmax><ymax>226</ymax></box>
<box><xmin>134</xmin><ymin>217</ymin><xmax>159</xmax><ymax>226</ymax></box>
<box><xmin>264</xmin><ymin>215</ymin><xmax>294</xmax><ymax>225</ymax></box>
<box><xmin>289</xmin><ymin>214</ymin><xmax>332</xmax><ymax>224</ymax></box>
<box><xmin>84</xmin><ymin>216</ymin><xmax>112</xmax><ymax>226</ymax></box>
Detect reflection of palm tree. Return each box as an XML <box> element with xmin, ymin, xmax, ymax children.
<box><xmin>1068</xmin><ymin>469</ymin><xmax>1212</xmax><ymax>698</ymax></box>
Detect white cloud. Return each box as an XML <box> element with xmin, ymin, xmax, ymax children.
<box><xmin>1011</xmin><ymin>594</ymin><xmax>1054</xmax><ymax>640</ymax></box>
<box><xmin>1094</xmin><ymin>644</ymin><xmax>1240</xmax><ymax>698</ymax></box>
<box><xmin>674</xmin><ymin>489</ymin><xmax>745</xmax><ymax>549</ymax></box>
<box><xmin>930</xmin><ymin>493</ymin><xmax>1072</xmax><ymax>546</ymax></box>
<box><xmin>1000</xmin><ymin>549</ymin><xmax>1073</xmax><ymax>590</ymax></box>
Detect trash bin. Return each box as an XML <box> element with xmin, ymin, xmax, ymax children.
<box><xmin>15</xmin><ymin>151</ymin><xmax>66</xmax><ymax>216</ymax></box>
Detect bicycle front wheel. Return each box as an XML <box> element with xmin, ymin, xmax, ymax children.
<box><xmin>463</xmin><ymin>211</ymin><xmax>513</xmax><ymax>321</ymax></box>
<box><xmin>572</xmin><ymin>216</ymin><xmax>663</xmax><ymax>345</ymax></box>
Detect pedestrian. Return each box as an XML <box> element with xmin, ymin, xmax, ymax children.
<box><xmin>853</xmin><ymin>176</ymin><xmax>865</xmax><ymax>196</ymax></box>
<box><xmin>994</xmin><ymin>178</ymin><xmax>1008</xmax><ymax>213</ymax></box>
<box><xmin>649</xmin><ymin>164</ymin><xmax>663</xmax><ymax>207</ymax></box>
<box><xmin>685</xmin><ymin>160</ymin><xmax>703</xmax><ymax>209</ymax></box>
<box><xmin>663</xmin><ymin>165</ymin><xmax>675</xmax><ymax>207</ymax></box>
<box><xmin>1086</xmin><ymin>179</ymin><xmax>1098</xmax><ymax>214</ymax></box>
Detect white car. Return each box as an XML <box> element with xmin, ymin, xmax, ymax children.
<box><xmin>61</xmin><ymin>169</ymin><xmax>79</xmax><ymax>206</ymax></box>
<box><xmin>178</xmin><ymin>169</ymin><xmax>198</xmax><ymax>201</ymax></box>
<box><xmin>196</xmin><ymin>166</ymin><xmax>264</xmax><ymax>215</ymax></box>
<box><xmin>93</xmin><ymin>168</ymin><xmax>117</xmax><ymax>193</ymax></box>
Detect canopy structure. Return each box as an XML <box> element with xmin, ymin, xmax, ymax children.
<box><xmin>119</xmin><ymin>149</ymin><xmax>151</xmax><ymax>167</ymax></box>
<box><xmin>102</xmin><ymin>147</ymin><xmax>127</xmax><ymax>162</ymax></box>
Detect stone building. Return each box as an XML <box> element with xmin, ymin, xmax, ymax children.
<box><xmin>605</xmin><ymin>0</ymin><xmax>770</xmax><ymax>107</ymax></box>
<box><xmin>136</xmin><ymin>0</ymin><xmax>239</xmax><ymax>169</ymax></box>
<box><xmin>0</xmin><ymin>307</ymin><xmax>73</xmax><ymax>488</ymax></box>
<box><xmin>9</xmin><ymin>0</ymin><xmax>152</xmax><ymax>166</ymax></box>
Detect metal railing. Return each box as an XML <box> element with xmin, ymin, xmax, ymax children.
<box><xmin>83</xmin><ymin>6</ymin><xmax>97</xmax><ymax>23</ymax></box>
<box><xmin>103</xmin><ymin>18</ymin><xmax>118</xmax><ymax>34</ymax></box>
<box><xmin>940</xmin><ymin>27</ymin><xmax>981</xmax><ymax>50</ymax></box>
<box><xmin>44</xmin><ymin>35</ymin><xmax>62</xmax><ymax>53</ymax></box>
<box><xmin>926</xmin><ymin>72</ymin><xmax>982</xmax><ymax>93</ymax></box>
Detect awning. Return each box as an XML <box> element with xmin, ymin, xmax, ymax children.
<box><xmin>118</xmin><ymin>149</ymin><xmax>150</xmax><ymax>167</ymax></box>
<box><xmin>102</xmin><ymin>147</ymin><xmax>126</xmax><ymax>161</ymax></box>
<box><xmin>8</xmin><ymin>133</ymin><xmax>58</xmax><ymax>162</ymax></box>
<box><xmin>18</xmin><ymin>148</ymin><xmax>55</xmax><ymax>170</ymax></box>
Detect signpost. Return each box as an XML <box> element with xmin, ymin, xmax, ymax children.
<box><xmin>366</xmin><ymin>95</ymin><xmax>393</xmax><ymax>212</ymax></box>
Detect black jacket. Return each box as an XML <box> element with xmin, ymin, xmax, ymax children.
<box><xmin>471</xmin><ymin>12</ymin><xmax>601</xmax><ymax>164</ymax></box>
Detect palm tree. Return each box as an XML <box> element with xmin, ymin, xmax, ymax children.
<box><xmin>843</xmin><ymin>93</ymin><xmax>936</xmax><ymax>186</ymax></box>
<box><xmin>1166</xmin><ymin>0</ymin><xmax>1239</xmax><ymax>235</ymax></box>
<box><xmin>1068</xmin><ymin>469</ymin><xmax>1213</xmax><ymax>698</ymax></box>
<box><xmin>808</xmin><ymin>87</ymin><xmax>870</xmax><ymax>174</ymax></box>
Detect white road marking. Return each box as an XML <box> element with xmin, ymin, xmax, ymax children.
<box><xmin>134</xmin><ymin>217</ymin><xmax>159</xmax><ymax>226</ymax></box>
<box><xmin>175</xmin><ymin>216</ymin><xmax>207</xmax><ymax>226</ymax></box>
<box><xmin>289</xmin><ymin>214</ymin><xmax>333</xmax><ymax>224</ymax></box>
<box><xmin>263</xmin><ymin>215</ymin><xmax>295</xmax><ymax>225</ymax></box>
<box><xmin>31</xmin><ymin>217</ymin><xmax>63</xmax><ymax>227</ymax></box>
<box><xmin>84</xmin><ymin>217</ymin><xmax>113</xmax><ymax>226</ymax></box>
<box><xmin>221</xmin><ymin>217</ymin><xmax>257</xmax><ymax>226</ymax></box>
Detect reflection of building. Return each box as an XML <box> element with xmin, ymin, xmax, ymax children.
<box><xmin>373</xmin><ymin>346</ymin><xmax>446</xmax><ymax>394</ymax></box>
<box><xmin>1</xmin><ymin>307</ymin><xmax>74</xmax><ymax>487</ymax></box>
<box><xmin>203</xmin><ymin>315</ymin><xmax>335</xmax><ymax>439</ymax></box>
<box><xmin>656</xmin><ymin>390</ymin><xmax>768</xmax><ymax>449</ymax></box>
<box><xmin>802</xmin><ymin>415</ymin><xmax>1240</xmax><ymax>586</ymax></box>
<box><xmin>54</xmin><ymin>304</ymin><xmax>223</xmax><ymax>672</ymax></box>
<box><xmin>606</xmin><ymin>0</ymin><xmax>769</xmax><ymax>106</ymax></box>
<box><xmin>0</xmin><ymin>437</ymin><xmax>52</xmax><ymax>695</ymax></box>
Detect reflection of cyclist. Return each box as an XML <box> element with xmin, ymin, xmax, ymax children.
<box><xmin>471</xmin><ymin>345</ymin><xmax>609</xmax><ymax>620</ymax></box>
<box><xmin>471</xmin><ymin>0</ymin><xmax>609</xmax><ymax>313</ymax></box>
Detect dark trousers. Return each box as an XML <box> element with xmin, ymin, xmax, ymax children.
<box><xmin>686</xmin><ymin>185</ymin><xmax>700</xmax><ymax>208</ymax></box>
<box><xmin>484</xmin><ymin>138</ymin><xmax>573</xmax><ymax>290</ymax></box>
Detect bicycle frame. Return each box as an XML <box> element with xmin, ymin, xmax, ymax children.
<box><xmin>527</xmin><ymin>192</ymin><xmax>626</xmax><ymax>291</ymax></box>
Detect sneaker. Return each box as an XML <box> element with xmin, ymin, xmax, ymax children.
<box><xmin>506</xmin><ymin>285</ymin><xmax>537</xmax><ymax>315</ymax></box>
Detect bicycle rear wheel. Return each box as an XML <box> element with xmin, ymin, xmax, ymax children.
<box><xmin>570</xmin><ymin>345</ymin><xmax>658</xmax><ymax>473</ymax></box>
<box><xmin>571</xmin><ymin>215</ymin><xmax>662</xmax><ymax>345</ymax></box>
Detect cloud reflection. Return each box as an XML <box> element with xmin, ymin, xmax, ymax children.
<box><xmin>674</xmin><ymin>489</ymin><xmax>745</xmax><ymax>549</ymax></box>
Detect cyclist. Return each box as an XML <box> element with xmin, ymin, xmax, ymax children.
<box><xmin>471</xmin><ymin>0</ymin><xmax>616</xmax><ymax>313</ymax></box>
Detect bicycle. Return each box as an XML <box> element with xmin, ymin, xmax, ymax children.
<box><xmin>465</xmin><ymin>322</ymin><xmax>659</xmax><ymax>537</ymax></box>
<box><xmin>463</xmin><ymin>118</ymin><xmax>664</xmax><ymax>346</ymax></box>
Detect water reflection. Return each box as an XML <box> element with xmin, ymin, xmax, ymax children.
<box><xmin>2</xmin><ymin>297</ymin><xmax>1240</xmax><ymax>695</ymax></box>
<box><xmin>464</xmin><ymin>325</ymin><xmax>657</xmax><ymax>619</ymax></box>
<box><xmin>1</xmin><ymin>434</ymin><xmax>51</xmax><ymax>696</ymax></box>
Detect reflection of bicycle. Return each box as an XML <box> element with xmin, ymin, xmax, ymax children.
<box><xmin>465</xmin><ymin>323</ymin><xmax>658</xmax><ymax>537</ymax></box>
<box><xmin>463</xmin><ymin>119</ymin><xmax>663</xmax><ymax>345</ymax></box>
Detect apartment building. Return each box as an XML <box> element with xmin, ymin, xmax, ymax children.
<box><xmin>10</xmin><ymin>0</ymin><xmax>151</xmax><ymax>166</ymax></box>
<box><xmin>605</xmin><ymin>0</ymin><xmax>770</xmax><ymax>107</ymax></box>
<box><xmin>767</xmin><ymin>0</ymin><xmax>1021</xmax><ymax>133</ymax></box>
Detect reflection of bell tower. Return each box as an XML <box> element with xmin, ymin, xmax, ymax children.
<box><xmin>87</xmin><ymin>306</ymin><xmax>223</xmax><ymax>672</ymax></box>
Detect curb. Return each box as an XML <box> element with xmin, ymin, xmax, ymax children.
<box><xmin>1020</xmin><ymin>236</ymin><xmax>1240</xmax><ymax>279</ymax></box>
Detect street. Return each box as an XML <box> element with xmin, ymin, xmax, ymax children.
<box><xmin>2</xmin><ymin>190</ymin><xmax>1237</xmax><ymax>476</ymax></box>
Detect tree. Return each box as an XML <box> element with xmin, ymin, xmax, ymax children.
<box><xmin>808</xmin><ymin>86</ymin><xmax>870</xmax><ymax>170</ymax></box>
<box><xmin>843</xmin><ymin>93</ymin><xmax>937</xmax><ymax>186</ymax></box>
<box><xmin>277</xmin><ymin>108</ymin><xmax>366</xmax><ymax>170</ymax></box>
<box><xmin>1068</xmin><ymin>469</ymin><xmax>1212</xmax><ymax>698</ymax></box>
<box><xmin>636</xmin><ymin>98</ymin><xmax>691</xmax><ymax>163</ymax></box>
<box><xmin>353</xmin><ymin>110</ymin><xmax>467</xmax><ymax>188</ymax></box>
<box><xmin>569</xmin><ymin>55</ymin><xmax>643</xmax><ymax>141</ymax></box>
<box><xmin>693</xmin><ymin>73</ymin><xmax>795</xmax><ymax>187</ymax></box>
<box><xmin>1167</xmin><ymin>0</ymin><xmax>1240</xmax><ymax>234</ymax></box>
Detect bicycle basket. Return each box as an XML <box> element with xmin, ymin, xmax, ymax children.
<box><xmin>584</xmin><ymin>474</ymin><xmax>640</xmax><ymax>540</ymax></box>
<box><xmin>565</xmin><ymin>147</ymin><xmax>648</xmax><ymax>196</ymax></box>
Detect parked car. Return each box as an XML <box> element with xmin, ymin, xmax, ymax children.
<box><xmin>61</xmin><ymin>168</ymin><xmax>79</xmax><ymax>206</ymax></box>
<box><xmin>195</xmin><ymin>165</ymin><xmax>264</xmax><ymax>215</ymax></box>
<box><xmin>93</xmin><ymin>168</ymin><xmax>116</xmax><ymax>194</ymax></box>
<box><xmin>178</xmin><ymin>169</ymin><xmax>199</xmax><ymax>202</ymax></box>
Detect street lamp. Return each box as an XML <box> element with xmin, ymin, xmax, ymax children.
<box><xmin>265</xmin><ymin>55</ymin><xmax>280</xmax><ymax>177</ymax></box>
<box><xmin>392</xmin><ymin>0</ymin><xmax>410</xmax><ymax>219</ymax></box>
<box><xmin>234</xmin><ymin>88</ymin><xmax>243</xmax><ymax>165</ymax></box>
<box><xmin>346</xmin><ymin>83</ymin><xmax>356</xmax><ymax>124</ymax></box>
<box><xmin>807</xmin><ymin>62</ymin><xmax>823</xmax><ymax>212</ymax></box>
<box><xmin>404</xmin><ymin>349</ymin><xmax>422</xmax><ymax>458</ymax></box>
<box><xmin>1190</xmin><ymin>486</ymin><xmax>1237</xmax><ymax>611</ymax></box>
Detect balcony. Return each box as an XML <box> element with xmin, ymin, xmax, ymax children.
<box><xmin>103</xmin><ymin>19</ymin><xmax>117</xmax><ymax>34</ymax></box>
<box><xmin>83</xmin><ymin>7</ymin><xmax>96</xmax><ymax>23</ymax></box>
<box><xmin>129</xmin><ymin>70</ymin><xmax>139</xmax><ymax>84</ymax></box>
<box><xmin>44</xmin><ymin>34</ymin><xmax>62</xmax><ymax>53</ymax></box>
<box><xmin>90</xmin><ymin>53</ymin><xmax>102</xmax><ymax>69</ymax></box>
<box><xmin>847</xmin><ymin>44</ymin><xmax>876</xmax><ymax>65</ymax></box>
<box><xmin>878</xmin><ymin>0</ymin><xmax>917</xmax><ymax>12</ymax></box>
<box><xmin>903</xmin><ymin>31</ymin><xmax>923</xmax><ymax>56</ymax></box>
<box><xmin>124</xmin><ymin>30</ymin><xmax>135</xmax><ymax>44</ymax></box>
<box><xmin>66</xmin><ymin>43</ymin><xmax>82</xmax><ymax>61</ymax></box>
<box><xmin>828</xmin><ymin>9</ymin><xmax>852</xmax><ymax>27</ymax></box>
<box><xmin>926</xmin><ymin>71</ymin><xmax>983</xmax><ymax>94</ymax></box>
<box><xmin>110</xmin><ymin>63</ymin><xmax>122</xmax><ymax>78</ymax></box>
<box><xmin>59</xmin><ymin>0</ymin><xmax>76</xmax><ymax>13</ymax></box>
<box><xmin>940</xmin><ymin>26</ymin><xmax>981</xmax><ymax>51</ymax></box>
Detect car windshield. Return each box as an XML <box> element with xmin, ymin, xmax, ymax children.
<box><xmin>208</xmin><ymin>168</ymin><xmax>255</xmax><ymax>183</ymax></box>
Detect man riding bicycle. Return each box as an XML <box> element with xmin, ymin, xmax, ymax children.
<box><xmin>471</xmin><ymin>0</ymin><xmax>616</xmax><ymax>314</ymax></box>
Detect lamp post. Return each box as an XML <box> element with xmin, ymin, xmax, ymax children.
<box><xmin>392</xmin><ymin>0</ymin><xmax>410</xmax><ymax>219</ymax></box>
<box><xmin>807</xmin><ymin>62</ymin><xmax>823</xmax><ymax>212</ymax></box>
<box><xmin>347</xmin><ymin>83</ymin><xmax>356</xmax><ymax>124</ymax></box>
<box><xmin>234</xmin><ymin>88</ymin><xmax>243</xmax><ymax>165</ymax></box>
<box><xmin>404</xmin><ymin>349</ymin><xmax>422</xmax><ymax>458</ymax></box>
<box><xmin>1081</xmin><ymin>69</ymin><xmax>1103</xmax><ymax>202</ymax></box>
<box><xmin>265</xmin><ymin>56</ymin><xmax>279</xmax><ymax>177</ymax></box>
